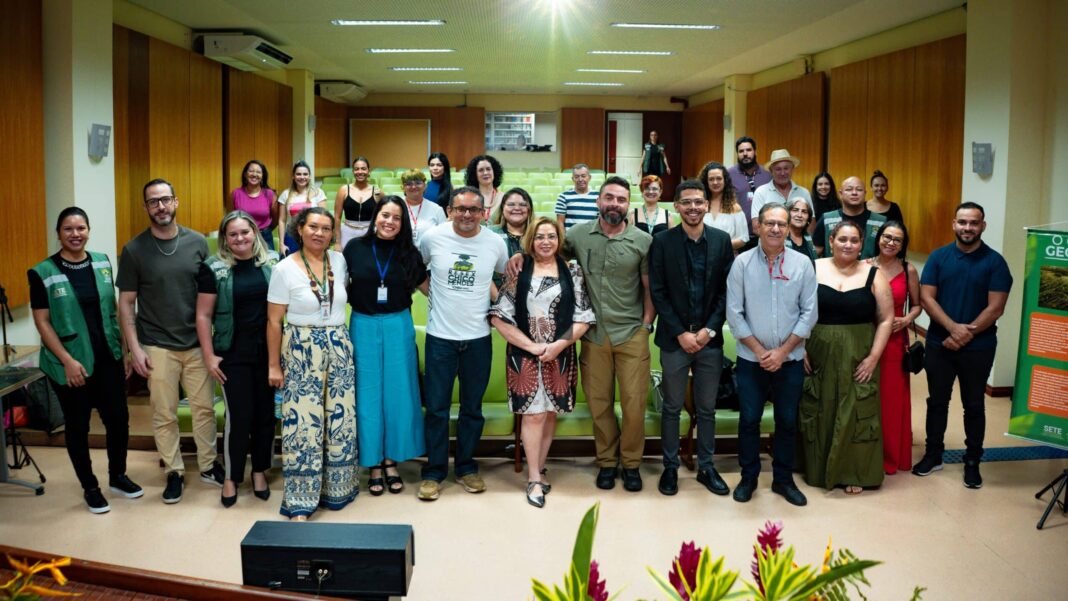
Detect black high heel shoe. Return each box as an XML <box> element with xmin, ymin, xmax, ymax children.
<box><xmin>252</xmin><ymin>472</ymin><xmax>270</xmax><ymax>501</ymax></box>
<box><xmin>221</xmin><ymin>493</ymin><xmax>237</xmax><ymax>508</ymax></box>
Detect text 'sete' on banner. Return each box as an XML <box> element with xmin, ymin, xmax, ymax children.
<box><xmin>1009</xmin><ymin>226</ymin><xmax>1068</xmax><ymax>449</ymax></box>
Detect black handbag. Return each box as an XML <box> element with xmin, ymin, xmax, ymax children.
<box><xmin>901</xmin><ymin>262</ymin><xmax>925</xmax><ymax>374</ymax></box>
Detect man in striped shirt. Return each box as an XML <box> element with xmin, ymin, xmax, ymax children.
<box><xmin>555</xmin><ymin>163</ymin><xmax>600</xmax><ymax>229</ymax></box>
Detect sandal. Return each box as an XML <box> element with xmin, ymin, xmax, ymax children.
<box><xmin>526</xmin><ymin>481</ymin><xmax>545</xmax><ymax>508</ymax></box>
<box><xmin>368</xmin><ymin>466</ymin><xmax>385</xmax><ymax>496</ymax></box>
<box><xmin>844</xmin><ymin>485</ymin><xmax>863</xmax><ymax>495</ymax></box>
<box><xmin>539</xmin><ymin>467</ymin><xmax>551</xmax><ymax>494</ymax></box>
<box><xmin>382</xmin><ymin>461</ymin><xmax>404</xmax><ymax>494</ymax></box>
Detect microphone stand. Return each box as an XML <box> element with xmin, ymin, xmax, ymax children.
<box><xmin>0</xmin><ymin>283</ymin><xmax>14</xmax><ymax>363</ymax></box>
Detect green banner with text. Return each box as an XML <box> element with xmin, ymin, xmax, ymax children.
<box><xmin>1009</xmin><ymin>227</ymin><xmax>1068</xmax><ymax>450</ymax></box>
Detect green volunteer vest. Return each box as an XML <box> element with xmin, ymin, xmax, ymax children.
<box><xmin>32</xmin><ymin>252</ymin><xmax>122</xmax><ymax>385</ymax></box>
<box><xmin>204</xmin><ymin>252</ymin><xmax>278</xmax><ymax>352</ymax></box>
<box><xmin>818</xmin><ymin>210</ymin><xmax>887</xmax><ymax>259</ymax></box>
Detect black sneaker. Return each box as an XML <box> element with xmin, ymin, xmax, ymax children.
<box><xmin>109</xmin><ymin>475</ymin><xmax>144</xmax><ymax>499</ymax></box>
<box><xmin>163</xmin><ymin>471</ymin><xmax>184</xmax><ymax>504</ymax></box>
<box><xmin>84</xmin><ymin>488</ymin><xmax>110</xmax><ymax>514</ymax></box>
<box><xmin>199</xmin><ymin>462</ymin><xmax>225</xmax><ymax>487</ymax></box>
<box><xmin>963</xmin><ymin>461</ymin><xmax>983</xmax><ymax>489</ymax></box>
<box><xmin>911</xmin><ymin>454</ymin><xmax>943</xmax><ymax>476</ymax></box>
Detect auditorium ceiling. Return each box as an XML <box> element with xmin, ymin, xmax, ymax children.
<box><xmin>129</xmin><ymin>0</ymin><xmax>963</xmax><ymax>97</ymax></box>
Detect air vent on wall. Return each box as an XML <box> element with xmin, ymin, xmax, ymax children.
<box><xmin>200</xmin><ymin>34</ymin><xmax>292</xmax><ymax>71</ymax></box>
<box><xmin>317</xmin><ymin>81</ymin><xmax>368</xmax><ymax>105</ymax></box>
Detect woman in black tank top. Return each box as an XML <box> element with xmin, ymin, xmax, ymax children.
<box><xmin>334</xmin><ymin>156</ymin><xmax>382</xmax><ymax>249</ymax></box>
<box><xmin>800</xmin><ymin>221</ymin><xmax>894</xmax><ymax>495</ymax></box>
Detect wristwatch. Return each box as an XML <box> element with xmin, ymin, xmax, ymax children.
<box><xmin>705</xmin><ymin>327</ymin><xmax>716</xmax><ymax>339</ymax></box>
<box><xmin>642</xmin><ymin>323</ymin><xmax>654</xmax><ymax>333</ymax></box>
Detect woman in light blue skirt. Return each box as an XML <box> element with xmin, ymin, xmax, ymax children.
<box><xmin>343</xmin><ymin>196</ymin><xmax>427</xmax><ymax>495</ymax></box>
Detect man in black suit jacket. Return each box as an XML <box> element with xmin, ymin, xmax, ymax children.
<box><xmin>648</xmin><ymin>179</ymin><xmax>735</xmax><ymax>496</ymax></box>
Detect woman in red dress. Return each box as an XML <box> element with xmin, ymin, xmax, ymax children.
<box><xmin>868</xmin><ymin>221</ymin><xmax>922</xmax><ymax>474</ymax></box>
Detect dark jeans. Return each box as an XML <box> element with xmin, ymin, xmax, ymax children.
<box><xmin>50</xmin><ymin>353</ymin><xmax>129</xmax><ymax>491</ymax></box>
<box><xmin>736</xmin><ymin>357</ymin><xmax>803</xmax><ymax>484</ymax></box>
<box><xmin>923</xmin><ymin>342</ymin><xmax>996</xmax><ymax>462</ymax></box>
<box><xmin>660</xmin><ymin>346</ymin><xmax>723</xmax><ymax>470</ymax></box>
<box><xmin>421</xmin><ymin>334</ymin><xmax>492</xmax><ymax>482</ymax></box>
<box><xmin>219</xmin><ymin>341</ymin><xmax>276</xmax><ymax>484</ymax></box>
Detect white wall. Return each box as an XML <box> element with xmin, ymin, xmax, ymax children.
<box><xmin>1044</xmin><ymin>1</ymin><xmax>1068</xmax><ymax>227</ymax></box>
<box><xmin>608</xmin><ymin>112</ymin><xmax>642</xmax><ymax>178</ymax></box>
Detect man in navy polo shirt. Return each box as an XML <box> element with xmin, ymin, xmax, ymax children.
<box><xmin>913</xmin><ymin>202</ymin><xmax>1012</xmax><ymax>489</ymax></box>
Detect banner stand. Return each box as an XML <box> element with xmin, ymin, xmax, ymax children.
<box><xmin>1007</xmin><ymin>222</ymin><xmax>1068</xmax><ymax>529</ymax></box>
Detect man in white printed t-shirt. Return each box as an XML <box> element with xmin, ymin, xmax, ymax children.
<box><xmin>416</xmin><ymin>186</ymin><xmax>509</xmax><ymax>501</ymax></box>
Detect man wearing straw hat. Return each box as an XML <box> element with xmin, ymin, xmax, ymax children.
<box><xmin>749</xmin><ymin>149</ymin><xmax>812</xmax><ymax>233</ymax></box>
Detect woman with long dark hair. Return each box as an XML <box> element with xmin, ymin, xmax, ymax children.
<box><xmin>810</xmin><ymin>171</ymin><xmax>841</xmax><ymax>231</ymax></box>
<box><xmin>867</xmin><ymin>170</ymin><xmax>905</xmax><ymax>224</ymax></box>
<box><xmin>464</xmin><ymin>154</ymin><xmax>504</xmax><ymax>221</ymax></box>
<box><xmin>229</xmin><ymin>159</ymin><xmax>277</xmax><ymax>249</ymax></box>
<box><xmin>344</xmin><ymin>197</ymin><xmax>428</xmax><ymax>496</ymax></box>
<box><xmin>426</xmin><ymin>152</ymin><xmax>453</xmax><ymax>210</ymax></box>
<box><xmin>699</xmin><ymin>161</ymin><xmax>747</xmax><ymax>250</ymax></box>
<box><xmin>334</xmin><ymin>156</ymin><xmax>382</xmax><ymax>249</ymax></box>
<box><xmin>30</xmin><ymin>207</ymin><xmax>138</xmax><ymax>514</ymax></box>
<box><xmin>868</xmin><ymin>220</ymin><xmax>921</xmax><ymax>475</ymax></box>
<box><xmin>195</xmin><ymin>210</ymin><xmax>279</xmax><ymax>507</ymax></box>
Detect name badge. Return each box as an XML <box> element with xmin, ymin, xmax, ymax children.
<box><xmin>320</xmin><ymin>298</ymin><xmax>330</xmax><ymax>320</ymax></box>
<box><xmin>377</xmin><ymin>285</ymin><xmax>388</xmax><ymax>304</ymax></box>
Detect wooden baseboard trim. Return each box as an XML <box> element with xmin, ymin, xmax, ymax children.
<box><xmin>986</xmin><ymin>384</ymin><xmax>1013</xmax><ymax>398</ymax></box>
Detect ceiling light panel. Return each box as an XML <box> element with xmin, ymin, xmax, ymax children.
<box><xmin>564</xmin><ymin>82</ymin><xmax>624</xmax><ymax>87</ymax></box>
<box><xmin>409</xmin><ymin>81</ymin><xmax>468</xmax><ymax>85</ymax></box>
<box><xmin>332</xmin><ymin>19</ymin><xmax>445</xmax><ymax>26</ymax></box>
<box><xmin>577</xmin><ymin>68</ymin><xmax>644</xmax><ymax>74</ymax></box>
<box><xmin>587</xmin><ymin>50</ymin><xmax>673</xmax><ymax>56</ymax></box>
<box><xmin>366</xmin><ymin>48</ymin><xmax>455</xmax><ymax>54</ymax></box>
<box><xmin>390</xmin><ymin>67</ymin><xmax>463</xmax><ymax>71</ymax></box>
<box><xmin>611</xmin><ymin>23</ymin><xmax>720</xmax><ymax>30</ymax></box>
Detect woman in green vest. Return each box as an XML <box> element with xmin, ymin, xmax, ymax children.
<box><xmin>29</xmin><ymin>207</ymin><xmax>140</xmax><ymax>514</ymax></box>
<box><xmin>195</xmin><ymin>210</ymin><xmax>279</xmax><ymax>507</ymax></box>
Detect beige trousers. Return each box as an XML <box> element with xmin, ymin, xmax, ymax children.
<box><xmin>144</xmin><ymin>345</ymin><xmax>217</xmax><ymax>475</ymax></box>
<box><xmin>579</xmin><ymin>329</ymin><xmax>651</xmax><ymax>469</ymax></box>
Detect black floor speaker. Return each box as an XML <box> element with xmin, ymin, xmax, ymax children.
<box><xmin>241</xmin><ymin>521</ymin><xmax>414</xmax><ymax>600</ymax></box>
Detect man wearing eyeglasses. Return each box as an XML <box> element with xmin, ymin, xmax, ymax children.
<box><xmin>116</xmin><ymin>178</ymin><xmax>222</xmax><ymax>504</ymax></box>
<box><xmin>913</xmin><ymin>202</ymin><xmax>1012</xmax><ymax>490</ymax></box>
<box><xmin>415</xmin><ymin>187</ymin><xmax>509</xmax><ymax>501</ymax></box>
<box><xmin>726</xmin><ymin>202</ymin><xmax>818</xmax><ymax>506</ymax></box>
<box><xmin>812</xmin><ymin>176</ymin><xmax>886</xmax><ymax>258</ymax></box>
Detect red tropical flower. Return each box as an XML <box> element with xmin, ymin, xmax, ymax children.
<box><xmin>668</xmin><ymin>541</ymin><xmax>701</xmax><ymax>599</ymax></box>
<box><xmin>751</xmin><ymin>520</ymin><xmax>785</xmax><ymax>593</ymax></box>
<box><xmin>588</xmin><ymin>560</ymin><xmax>608</xmax><ymax>601</ymax></box>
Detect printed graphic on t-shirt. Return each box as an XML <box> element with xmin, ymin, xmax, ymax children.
<box><xmin>447</xmin><ymin>253</ymin><xmax>478</xmax><ymax>289</ymax></box>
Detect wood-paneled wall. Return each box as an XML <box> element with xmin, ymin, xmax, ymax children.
<box><xmin>113</xmin><ymin>26</ymin><xmax>222</xmax><ymax>249</ymax></box>
<box><xmin>346</xmin><ymin>106</ymin><xmax>485</xmax><ymax>171</ymax></box>
<box><xmin>560</xmin><ymin>108</ymin><xmax>606</xmax><ymax>171</ymax></box>
<box><xmin>314</xmin><ymin>96</ymin><xmax>348</xmax><ymax>177</ymax></box>
<box><xmin>746</xmin><ymin>72</ymin><xmax>826</xmax><ymax>189</ymax></box>
<box><xmin>681</xmin><ymin>99</ymin><xmax>725</xmax><ymax>178</ymax></box>
<box><xmin>828</xmin><ymin>35</ymin><xmax>964</xmax><ymax>254</ymax></box>
<box><xmin>225</xmin><ymin>69</ymin><xmax>292</xmax><ymax>204</ymax></box>
<box><xmin>0</xmin><ymin>0</ymin><xmax>46</xmax><ymax>307</ymax></box>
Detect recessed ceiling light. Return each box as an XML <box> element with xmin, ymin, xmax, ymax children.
<box><xmin>390</xmin><ymin>67</ymin><xmax>463</xmax><ymax>71</ymax></box>
<box><xmin>564</xmin><ymin>82</ymin><xmax>624</xmax><ymax>87</ymax></box>
<box><xmin>611</xmin><ymin>22</ymin><xmax>720</xmax><ymax>30</ymax></box>
<box><xmin>332</xmin><ymin>19</ymin><xmax>445</xmax><ymax>26</ymax></box>
<box><xmin>366</xmin><ymin>48</ymin><xmax>455</xmax><ymax>54</ymax></box>
<box><xmin>577</xmin><ymin>68</ymin><xmax>644</xmax><ymax>74</ymax></box>
<box><xmin>587</xmin><ymin>50</ymin><xmax>673</xmax><ymax>56</ymax></box>
<box><xmin>409</xmin><ymin>81</ymin><xmax>468</xmax><ymax>85</ymax></box>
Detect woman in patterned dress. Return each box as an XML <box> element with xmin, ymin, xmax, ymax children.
<box><xmin>267</xmin><ymin>207</ymin><xmax>357</xmax><ymax>520</ymax></box>
<box><xmin>489</xmin><ymin>217</ymin><xmax>595</xmax><ymax>508</ymax></box>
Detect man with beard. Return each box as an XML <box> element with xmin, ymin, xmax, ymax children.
<box><xmin>727</xmin><ymin>202</ymin><xmax>817</xmax><ymax>506</ymax></box>
<box><xmin>566</xmin><ymin>176</ymin><xmax>655</xmax><ymax>491</ymax></box>
<box><xmin>648</xmin><ymin>180</ymin><xmax>734</xmax><ymax>496</ymax></box>
<box><xmin>416</xmin><ymin>187</ymin><xmax>509</xmax><ymax>501</ymax></box>
<box><xmin>913</xmin><ymin>202</ymin><xmax>1011</xmax><ymax>489</ymax></box>
<box><xmin>727</xmin><ymin>136</ymin><xmax>771</xmax><ymax>240</ymax></box>
<box><xmin>117</xmin><ymin>178</ymin><xmax>222</xmax><ymax>504</ymax></box>
<box><xmin>812</xmin><ymin>176</ymin><xmax>886</xmax><ymax>258</ymax></box>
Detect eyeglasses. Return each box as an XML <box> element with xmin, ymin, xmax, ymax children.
<box><xmin>403</xmin><ymin>180</ymin><xmax>424</xmax><ymax>187</ymax></box>
<box><xmin>761</xmin><ymin>220</ymin><xmax>788</xmax><ymax>230</ymax></box>
<box><xmin>145</xmin><ymin>196</ymin><xmax>175</xmax><ymax>208</ymax></box>
<box><xmin>880</xmin><ymin>234</ymin><xmax>904</xmax><ymax>245</ymax></box>
<box><xmin>451</xmin><ymin>206</ymin><xmax>483</xmax><ymax>215</ymax></box>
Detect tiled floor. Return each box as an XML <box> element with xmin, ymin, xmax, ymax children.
<box><xmin>3</xmin><ymin>382</ymin><xmax>1066</xmax><ymax>600</ymax></box>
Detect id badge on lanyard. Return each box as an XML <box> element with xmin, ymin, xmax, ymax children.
<box><xmin>377</xmin><ymin>284</ymin><xmax>388</xmax><ymax>304</ymax></box>
<box><xmin>320</xmin><ymin>298</ymin><xmax>331</xmax><ymax>320</ymax></box>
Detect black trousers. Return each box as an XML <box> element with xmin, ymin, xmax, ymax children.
<box><xmin>219</xmin><ymin>340</ymin><xmax>276</xmax><ymax>484</ymax></box>
<box><xmin>50</xmin><ymin>353</ymin><xmax>129</xmax><ymax>491</ymax></box>
<box><xmin>923</xmin><ymin>342</ymin><xmax>996</xmax><ymax>462</ymax></box>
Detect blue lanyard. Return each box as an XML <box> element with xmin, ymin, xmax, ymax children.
<box><xmin>371</xmin><ymin>242</ymin><xmax>395</xmax><ymax>286</ymax></box>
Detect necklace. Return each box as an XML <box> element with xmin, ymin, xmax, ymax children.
<box><xmin>300</xmin><ymin>249</ymin><xmax>333</xmax><ymax>308</ymax></box>
<box><xmin>152</xmin><ymin>229</ymin><xmax>180</xmax><ymax>256</ymax></box>
<box><xmin>60</xmin><ymin>255</ymin><xmax>90</xmax><ymax>270</ymax></box>
<box><xmin>642</xmin><ymin>205</ymin><xmax>657</xmax><ymax>229</ymax></box>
